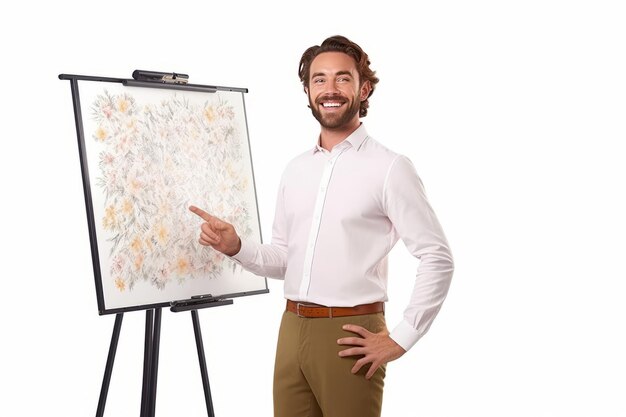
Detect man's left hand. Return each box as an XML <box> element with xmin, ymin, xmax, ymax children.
<box><xmin>337</xmin><ymin>324</ymin><xmax>406</xmax><ymax>379</ymax></box>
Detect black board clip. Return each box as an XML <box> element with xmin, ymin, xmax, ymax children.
<box><xmin>132</xmin><ymin>69</ymin><xmax>189</xmax><ymax>84</ymax></box>
<box><xmin>170</xmin><ymin>296</ymin><xmax>234</xmax><ymax>313</ymax></box>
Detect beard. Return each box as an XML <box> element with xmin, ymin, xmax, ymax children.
<box><xmin>308</xmin><ymin>93</ymin><xmax>360</xmax><ymax>129</ymax></box>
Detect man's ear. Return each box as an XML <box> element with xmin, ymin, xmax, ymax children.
<box><xmin>360</xmin><ymin>80</ymin><xmax>372</xmax><ymax>101</ymax></box>
<box><xmin>304</xmin><ymin>86</ymin><xmax>311</xmax><ymax>109</ymax></box>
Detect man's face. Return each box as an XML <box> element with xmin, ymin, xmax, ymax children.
<box><xmin>307</xmin><ymin>52</ymin><xmax>367</xmax><ymax>129</ymax></box>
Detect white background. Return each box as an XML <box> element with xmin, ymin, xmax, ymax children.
<box><xmin>1</xmin><ymin>1</ymin><xmax>625</xmax><ymax>416</ymax></box>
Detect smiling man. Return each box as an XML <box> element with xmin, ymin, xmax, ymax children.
<box><xmin>190</xmin><ymin>35</ymin><xmax>454</xmax><ymax>417</ymax></box>
<box><xmin>307</xmin><ymin>51</ymin><xmax>364</xmax><ymax>132</ymax></box>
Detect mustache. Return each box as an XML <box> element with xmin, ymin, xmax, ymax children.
<box><xmin>315</xmin><ymin>94</ymin><xmax>347</xmax><ymax>105</ymax></box>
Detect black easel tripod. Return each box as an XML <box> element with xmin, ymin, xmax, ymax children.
<box><xmin>95</xmin><ymin>298</ymin><xmax>233</xmax><ymax>417</ymax></box>
<box><xmin>58</xmin><ymin>70</ymin><xmax>266</xmax><ymax>416</ymax></box>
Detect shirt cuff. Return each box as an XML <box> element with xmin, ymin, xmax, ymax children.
<box><xmin>230</xmin><ymin>238</ymin><xmax>256</xmax><ymax>264</ymax></box>
<box><xmin>389</xmin><ymin>320</ymin><xmax>423</xmax><ymax>352</ymax></box>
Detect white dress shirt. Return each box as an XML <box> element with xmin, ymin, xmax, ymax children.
<box><xmin>232</xmin><ymin>124</ymin><xmax>453</xmax><ymax>350</ymax></box>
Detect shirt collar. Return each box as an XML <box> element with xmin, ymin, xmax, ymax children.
<box><xmin>313</xmin><ymin>123</ymin><xmax>369</xmax><ymax>154</ymax></box>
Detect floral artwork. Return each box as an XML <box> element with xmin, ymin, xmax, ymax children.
<box><xmin>77</xmin><ymin>81</ymin><xmax>264</xmax><ymax>312</ymax></box>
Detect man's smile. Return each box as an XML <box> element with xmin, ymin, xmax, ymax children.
<box><xmin>318</xmin><ymin>97</ymin><xmax>347</xmax><ymax>111</ymax></box>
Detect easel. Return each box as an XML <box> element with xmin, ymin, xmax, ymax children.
<box><xmin>60</xmin><ymin>70</ymin><xmax>267</xmax><ymax>416</ymax></box>
<box><xmin>96</xmin><ymin>298</ymin><xmax>233</xmax><ymax>417</ymax></box>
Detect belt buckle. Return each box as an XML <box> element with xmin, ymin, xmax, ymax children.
<box><xmin>296</xmin><ymin>302</ymin><xmax>305</xmax><ymax>318</ymax></box>
<box><xmin>296</xmin><ymin>302</ymin><xmax>332</xmax><ymax>318</ymax></box>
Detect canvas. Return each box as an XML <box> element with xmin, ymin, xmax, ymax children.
<box><xmin>72</xmin><ymin>79</ymin><xmax>267</xmax><ymax>313</ymax></box>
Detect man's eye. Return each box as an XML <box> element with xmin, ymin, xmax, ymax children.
<box><xmin>313</xmin><ymin>78</ymin><xmax>325</xmax><ymax>84</ymax></box>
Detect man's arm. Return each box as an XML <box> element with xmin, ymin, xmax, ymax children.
<box><xmin>384</xmin><ymin>155</ymin><xmax>454</xmax><ymax>351</ymax></box>
<box><xmin>189</xmin><ymin>175</ymin><xmax>289</xmax><ymax>279</ymax></box>
<box><xmin>338</xmin><ymin>155</ymin><xmax>454</xmax><ymax>378</ymax></box>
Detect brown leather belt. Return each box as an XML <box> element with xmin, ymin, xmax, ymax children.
<box><xmin>286</xmin><ymin>300</ymin><xmax>384</xmax><ymax>318</ymax></box>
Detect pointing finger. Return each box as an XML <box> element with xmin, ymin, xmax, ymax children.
<box><xmin>189</xmin><ymin>205</ymin><xmax>213</xmax><ymax>222</ymax></box>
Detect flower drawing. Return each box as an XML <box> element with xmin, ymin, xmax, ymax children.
<box><xmin>90</xmin><ymin>90</ymin><xmax>254</xmax><ymax>291</ymax></box>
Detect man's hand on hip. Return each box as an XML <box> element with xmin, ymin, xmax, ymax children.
<box><xmin>337</xmin><ymin>324</ymin><xmax>406</xmax><ymax>379</ymax></box>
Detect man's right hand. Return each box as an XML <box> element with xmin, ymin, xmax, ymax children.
<box><xmin>189</xmin><ymin>205</ymin><xmax>242</xmax><ymax>257</ymax></box>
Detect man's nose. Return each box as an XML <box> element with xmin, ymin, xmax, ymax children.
<box><xmin>323</xmin><ymin>79</ymin><xmax>339</xmax><ymax>94</ymax></box>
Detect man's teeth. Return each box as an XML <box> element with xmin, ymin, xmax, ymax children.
<box><xmin>322</xmin><ymin>102</ymin><xmax>342</xmax><ymax>108</ymax></box>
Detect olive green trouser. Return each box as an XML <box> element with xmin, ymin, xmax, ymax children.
<box><xmin>273</xmin><ymin>310</ymin><xmax>386</xmax><ymax>417</ymax></box>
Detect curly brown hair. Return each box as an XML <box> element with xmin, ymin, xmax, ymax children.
<box><xmin>298</xmin><ymin>35</ymin><xmax>379</xmax><ymax>117</ymax></box>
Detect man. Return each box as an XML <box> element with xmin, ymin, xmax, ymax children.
<box><xmin>190</xmin><ymin>35</ymin><xmax>453</xmax><ymax>417</ymax></box>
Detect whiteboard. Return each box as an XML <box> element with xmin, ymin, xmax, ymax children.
<box><xmin>66</xmin><ymin>76</ymin><xmax>267</xmax><ymax>314</ymax></box>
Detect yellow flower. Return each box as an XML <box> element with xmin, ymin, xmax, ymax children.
<box><xmin>121</xmin><ymin>199</ymin><xmax>133</xmax><ymax>215</ymax></box>
<box><xmin>156</xmin><ymin>224</ymin><xmax>169</xmax><ymax>245</ymax></box>
<box><xmin>204</xmin><ymin>106</ymin><xmax>215</xmax><ymax>123</ymax></box>
<box><xmin>130</xmin><ymin>235</ymin><xmax>142</xmax><ymax>253</ymax></box>
<box><xmin>128</xmin><ymin>178</ymin><xmax>143</xmax><ymax>194</ymax></box>
<box><xmin>176</xmin><ymin>256</ymin><xmax>190</xmax><ymax>275</ymax></box>
<box><xmin>239</xmin><ymin>177</ymin><xmax>249</xmax><ymax>190</ymax></box>
<box><xmin>115</xmin><ymin>277</ymin><xmax>126</xmax><ymax>291</ymax></box>
<box><xmin>118</xmin><ymin>98</ymin><xmax>130</xmax><ymax>113</ymax></box>
<box><xmin>144</xmin><ymin>238</ymin><xmax>154</xmax><ymax>253</ymax></box>
<box><xmin>95</xmin><ymin>126</ymin><xmax>107</xmax><ymax>142</ymax></box>
<box><xmin>157</xmin><ymin>201</ymin><xmax>171</xmax><ymax>217</ymax></box>
<box><xmin>225</xmin><ymin>161</ymin><xmax>237</xmax><ymax>178</ymax></box>
<box><xmin>103</xmin><ymin>205</ymin><xmax>117</xmax><ymax>230</ymax></box>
